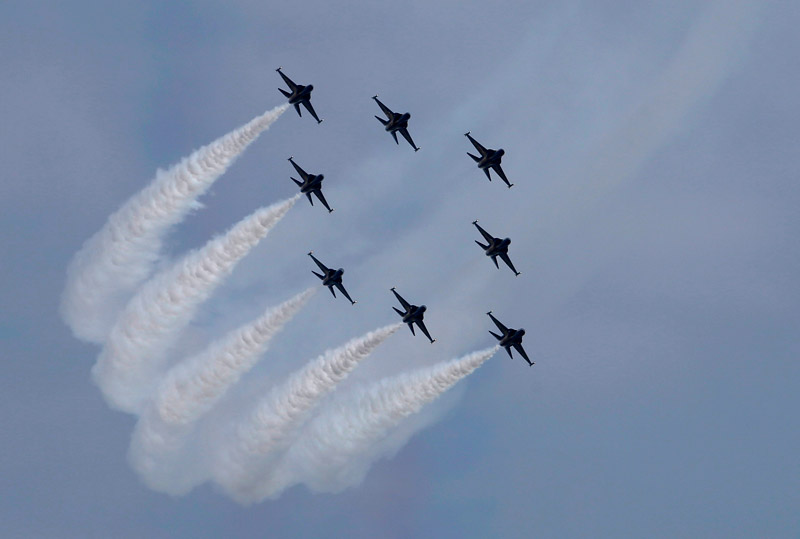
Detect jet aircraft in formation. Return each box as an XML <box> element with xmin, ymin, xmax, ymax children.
<box><xmin>288</xmin><ymin>157</ymin><xmax>333</xmax><ymax>213</ymax></box>
<box><xmin>372</xmin><ymin>95</ymin><xmax>419</xmax><ymax>152</ymax></box>
<box><xmin>276</xmin><ymin>67</ymin><xmax>323</xmax><ymax>124</ymax></box>
<box><xmin>390</xmin><ymin>288</ymin><xmax>435</xmax><ymax>343</ymax></box>
<box><xmin>465</xmin><ymin>132</ymin><xmax>512</xmax><ymax>188</ymax></box>
<box><xmin>473</xmin><ymin>220</ymin><xmax>520</xmax><ymax>276</ymax></box>
<box><xmin>487</xmin><ymin>311</ymin><xmax>532</xmax><ymax>366</ymax></box>
<box><xmin>276</xmin><ymin>68</ymin><xmax>532</xmax><ymax>365</ymax></box>
<box><xmin>308</xmin><ymin>252</ymin><xmax>356</xmax><ymax>305</ymax></box>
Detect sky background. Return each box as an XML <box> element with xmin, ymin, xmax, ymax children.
<box><xmin>1</xmin><ymin>0</ymin><xmax>799</xmax><ymax>537</ymax></box>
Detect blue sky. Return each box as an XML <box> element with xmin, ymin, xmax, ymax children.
<box><xmin>1</xmin><ymin>1</ymin><xmax>798</xmax><ymax>537</ymax></box>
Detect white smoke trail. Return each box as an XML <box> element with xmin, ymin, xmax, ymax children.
<box><xmin>271</xmin><ymin>346</ymin><xmax>499</xmax><ymax>496</ymax></box>
<box><xmin>61</xmin><ymin>104</ymin><xmax>289</xmax><ymax>343</ymax></box>
<box><xmin>128</xmin><ymin>287</ymin><xmax>317</xmax><ymax>494</ymax></box>
<box><xmin>93</xmin><ymin>195</ymin><xmax>300</xmax><ymax>414</ymax></box>
<box><xmin>216</xmin><ymin>323</ymin><xmax>403</xmax><ymax>502</ymax></box>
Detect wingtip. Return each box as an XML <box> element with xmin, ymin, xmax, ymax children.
<box><xmin>275</xmin><ymin>66</ymin><xmax>283</xmax><ymax>72</ymax></box>
<box><xmin>351</xmin><ymin>300</ymin><xmax>357</xmax><ymax>305</ymax></box>
<box><xmin>390</xmin><ymin>286</ymin><xmax>396</xmax><ymax>291</ymax></box>
<box><xmin>288</xmin><ymin>155</ymin><xmax>294</xmax><ymax>161</ymax></box>
<box><xmin>328</xmin><ymin>208</ymin><xmax>334</xmax><ymax>213</ymax></box>
<box><xmin>317</xmin><ymin>119</ymin><xmax>323</xmax><ymax>124</ymax></box>
<box><xmin>307</xmin><ymin>251</ymin><xmax>313</xmax><ymax>256</ymax></box>
<box><xmin>508</xmin><ymin>184</ymin><xmax>514</xmax><ymax>189</ymax></box>
<box><xmin>486</xmin><ymin>310</ymin><xmax>493</xmax><ymax>315</ymax></box>
<box><xmin>472</xmin><ymin>219</ymin><xmax>479</xmax><ymax>225</ymax></box>
<box><xmin>372</xmin><ymin>94</ymin><xmax>378</xmax><ymax>99</ymax></box>
<box><xmin>515</xmin><ymin>272</ymin><xmax>521</xmax><ymax>276</ymax></box>
<box><xmin>430</xmin><ymin>339</ymin><xmax>436</xmax><ymax>344</ymax></box>
<box><xmin>464</xmin><ymin>131</ymin><xmax>470</xmax><ymax>136</ymax></box>
<box><xmin>414</xmin><ymin>147</ymin><xmax>420</xmax><ymax>152</ymax></box>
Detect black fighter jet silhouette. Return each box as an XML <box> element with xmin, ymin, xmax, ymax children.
<box><xmin>276</xmin><ymin>67</ymin><xmax>322</xmax><ymax>124</ymax></box>
<box><xmin>464</xmin><ymin>131</ymin><xmax>512</xmax><ymax>188</ymax></box>
<box><xmin>372</xmin><ymin>95</ymin><xmax>419</xmax><ymax>151</ymax></box>
<box><xmin>308</xmin><ymin>251</ymin><xmax>356</xmax><ymax>305</ymax></box>
<box><xmin>390</xmin><ymin>287</ymin><xmax>435</xmax><ymax>343</ymax></box>
<box><xmin>487</xmin><ymin>311</ymin><xmax>532</xmax><ymax>366</ymax></box>
<box><xmin>473</xmin><ymin>220</ymin><xmax>520</xmax><ymax>276</ymax></box>
<box><xmin>288</xmin><ymin>157</ymin><xmax>333</xmax><ymax>213</ymax></box>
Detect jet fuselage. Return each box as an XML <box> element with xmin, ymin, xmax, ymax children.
<box><xmin>385</xmin><ymin>112</ymin><xmax>411</xmax><ymax>132</ymax></box>
<box><xmin>321</xmin><ymin>268</ymin><xmax>344</xmax><ymax>287</ymax></box>
<box><xmin>299</xmin><ymin>174</ymin><xmax>324</xmax><ymax>193</ymax></box>
<box><xmin>478</xmin><ymin>148</ymin><xmax>505</xmax><ymax>169</ymax></box>
<box><xmin>485</xmin><ymin>237</ymin><xmax>511</xmax><ymax>257</ymax></box>
<box><xmin>499</xmin><ymin>327</ymin><xmax>525</xmax><ymax>348</ymax></box>
<box><xmin>402</xmin><ymin>304</ymin><xmax>426</xmax><ymax>325</ymax></box>
<box><xmin>288</xmin><ymin>84</ymin><xmax>314</xmax><ymax>105</ymax></box>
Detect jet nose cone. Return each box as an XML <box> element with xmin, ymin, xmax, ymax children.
<box><xmin>307</xmin><ymin>84</ymin><xmax>314</xmax><ymax>91</ymax></box>
<box><xmin>317</xmin><ymin>174</ymin><xmax>324</xmax><ymax>181</ymax></box>
<box><xmin>498</xmin><ymin>148</ymin><xmax>505</xmax><ymax>156</ymax></box>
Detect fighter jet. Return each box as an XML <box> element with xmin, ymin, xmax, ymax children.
<box><xmin>464</xmin><ymin>131</ymin><xmax>512</xmax><ymax>188</ymax></box>
<box><xmin>288</xmin><ymin>157</ymin><xmax>333</xmax><ymax>213</ymax></box>
<box><xmin>487</xmin><ymin>311</ymin><xmax>532</xmax><ymax>366</ymax></box>
<box><xmin>390</xmin><ymin>287</ymin><xmax>435</xmax><ymax>343</ymax></box>
<box><xmin>276</xmin><ymin>67</ymin><xmax>323</xmax><ymax>124</ymax></box>
<box><xmin>372</xmin><ymin>95</ymin><xmax>419</xmax><ymax>152</ymax></box>
<box><xmin>472</xmin><ymin>220</ymin><xmax>520</xmax><ymax>276</ymax></box>
<box><xmin>308</xmin><ymin>251</ymin><xmax>356</xmax><ymax>305</ymax></box>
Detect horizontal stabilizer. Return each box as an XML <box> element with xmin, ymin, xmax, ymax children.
<box><xmin>467</xmin><ymin>152</ymin><xmax>481</xmax><ymax>163</ymax></box>
<box><xmin>279</xmin><ymin>88</ymin><xmax>292</xmax><ymax>98</ymax></box>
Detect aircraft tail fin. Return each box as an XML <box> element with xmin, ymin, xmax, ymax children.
<box><xmin>505</xmin><ymin>346</ymin><xmax>513</xmax><ymax>359</ymax></box>
<box><xmin>467</xmin><ymin>152</ymin><xmax>481</xmax><ymax>163</ymax></box>
<box><xmin>328</xmin><ymin>286</ymin><xmax>336</xmax><ymax>298</ymax></box>
<box><xmin>312</xmin><ymin>270</ymin><xmax>325</xmax><ymax>280</ymax></box>
<box><xmin>475</xmin><ymin>240</ymin><xmax>489</xmax><ymax>250</ymax></box>
<box><xmin>294</xmin><ymin>102</ymin><xmax>302</xmax><ymax>117</ymax></box>
<box><xmin>392</xmin><ymin>307</ymin><xmax>405</xmax><ymax>317</ymax></box>
<box><xmin>291</xmin><ymin>177</ymin><xmax>303</xmax><ymax>187</ymax></box>
<box><xmin>375</xmin><ymin>115</ymin><xmax>389</xmax><ymax>126</ymax></box>
<box><xmin>279</xmin><ymin>88</ymin><xmax>292</xmax><ymax>98</ymax></box>
<box><xmin>306</xmin><ymin>192</ymin><xmax>314</xmax><ymax>206</ymax></box>
<box><xmin>489</xmin><ymin>330</ymin><xmax>503</xmax><ymax>341</ymax></box>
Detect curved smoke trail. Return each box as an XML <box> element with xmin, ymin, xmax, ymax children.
<box><xmin>216</xmin><ymin>323</ymin><xmax>403</xmax><ymax>502</ymax></box>
<box><xmin>272</xmin><ymin>346</ymin><xmax>499</xmax><ymax>495</ymax></box>
<box><xmin>128</xmin><ymin>287</ymin><xmax>317</xmax><ymax>494</ymax></box>
<box><xmin>61</xmin><ymin>104</ymin><xmax>289</xmax><ymax>343</ymax></box>
<box><xmin>93</xmin><ymin>195</ymin><xmax>300</xmax><ymax>414</ymax></box>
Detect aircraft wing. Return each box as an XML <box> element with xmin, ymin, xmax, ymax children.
<box><xmin>487</xmin><ymin>311</ymin><xmax>509</xmax><ymax>334</ymax></box>
<box><xmin>499</xmin><ymin>253</ymin><xmax>520</xmax><ymax>276</ymax></box>
<box><xmin>372</xmin><ymin>96</ymin><xmax>394</xmax><ymax>119</ymax></box>
<box><xmin>466</xmin><ymin>133</ymin><xmax>488</xmax><ymax>157</ymax></box>
<box><xmin>415</xmin><ymin>319</ymin><xmax>435</xmax><ymax>343</ymax></box>
<box><xmin>473</xmin><ymin>222</ymin><xmax>495</xmax><ymax>244</ymax></box>
<box><xmin>277</xmin><ymin>68</ymin><xmax>298</xmax><ymax>91</ymax></box>
<box><xmin>335</xmin><ymin>283</ymin><xmax>356</xmax><ymax>304</ymax></box>
<box><xmin>302</xmin><ymin>100</ymin><xmax>322</xmax><ymax>124</ymax></box>
<box><xmin>288</xmin><ymin>158</ymin><xmax>310</xmax><ymax>181</ymax></box>
<box><xmin>492</xmin><ymin>164</ymin><xmax>512</xmax><ymax>187</ymax></box>
<box><xmin>513</xmin><ymin>343</ymin><xmax>533</xmax><ymax>365</ymax></box>
<box><xmin>308</xmin><ymin>253</ymin><xmax>329</xmax><ymax>273</ymax></box>
<box><xmin>391</xmin><ymin>288</ymin><xmax>411</xmax><ymax>311</ymax></box>
<box><xmin>399</xmin><ymin>128</ymin><xmax>419</xmax><ymax>151</ymax></box>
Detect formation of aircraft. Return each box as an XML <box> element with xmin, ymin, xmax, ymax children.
<box><xmin>308</xmin><ymin>252</ymin><xmax>356</xmax><ymax>305</ymax></box>
<box><xmin>277</xmin><ymin>68</ymin><xmax>532</xmax><ymax>366</ymax></box>
<box><xmin>464</xmin><ymin>132</ymin><xmax>512</xmax><ymax>188</ymax></box>
<box><xmin>390</xmin><ymin>288</ymin><xmax>435</xmax><ymax>343</ymax></box>
<box><xmin>372</xmin><ymin>95</ymin><xmax>419</xmax><ymax>152</ymax></box>
<box><xmin>288</xmin><ymin>156</ymin><xmax>333</xmax><ymax>213</ymax></box>
<box><xmin>472</xmin><ymin>220</ymin><xmax>520</xmax><ymax>276</ymax></box>
<box><xmin>276</xmin><ymin>67</ymin><xmax>323</xmax><ymax>124</ymax></box>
